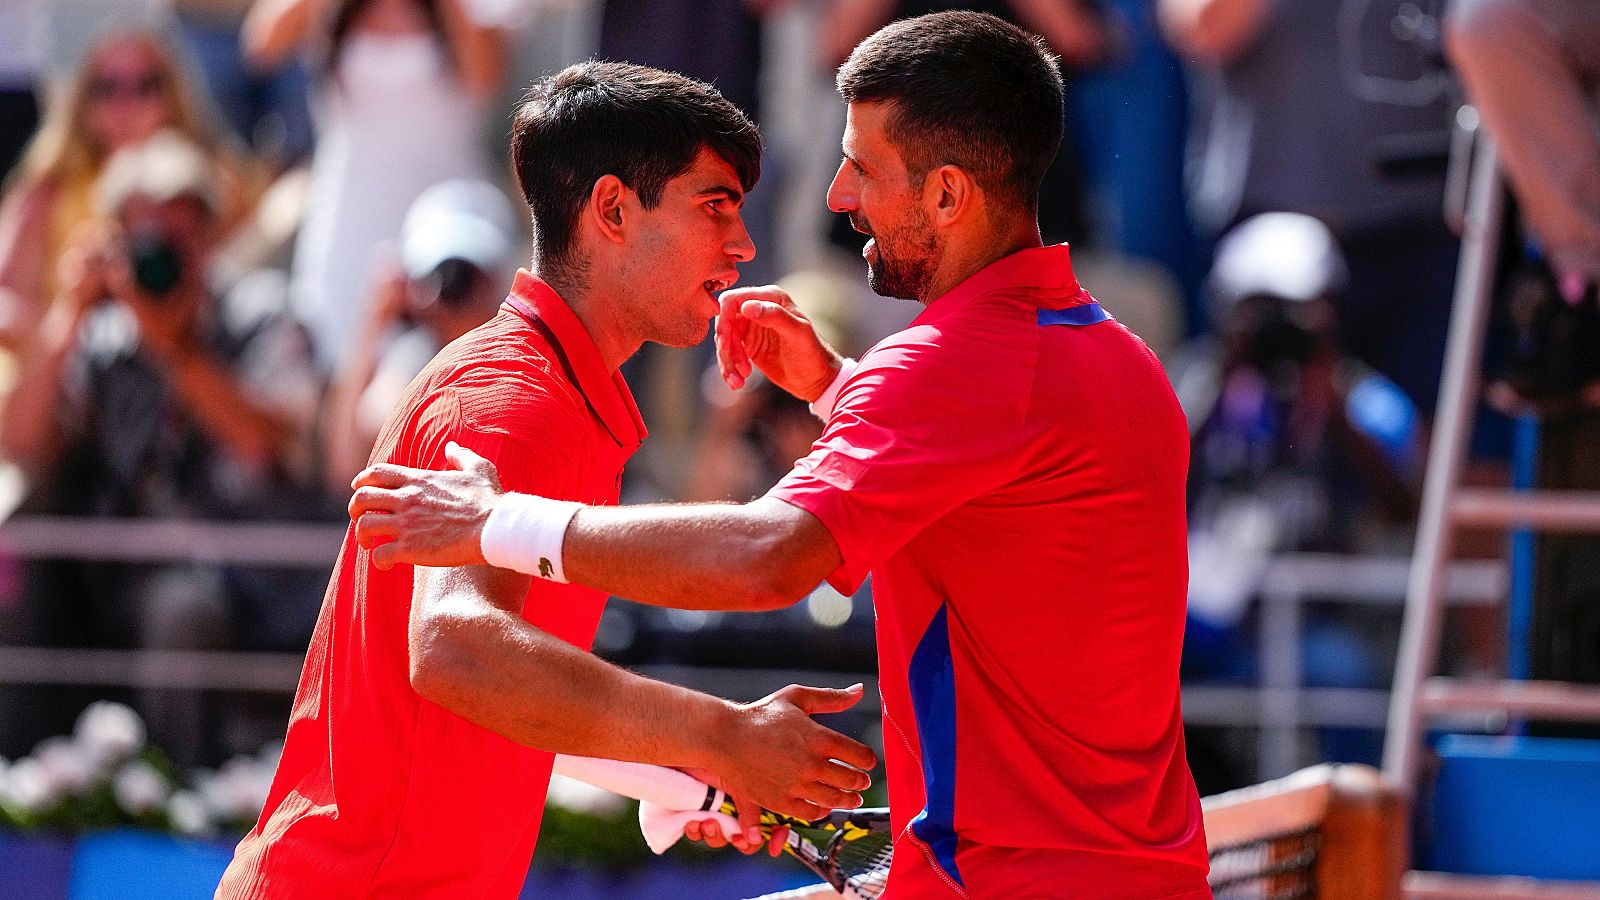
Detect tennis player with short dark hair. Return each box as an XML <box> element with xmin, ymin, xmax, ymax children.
<box><xmin>218</xmin><ymin>62</ymin><xmax>876</xmax><ymax>898</ymax></box>
<box><xmin>350</xmin><ymin>12</ymin><xmax>1210</xmax><ymax>897</ymax></box>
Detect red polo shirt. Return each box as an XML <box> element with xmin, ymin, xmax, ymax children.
<box><xmin>768</xmin><ymin>245</ymin><xmax>1210</xmax><ymax>898</ymax></box>
<box><xmin>219</xmin><ymin>272</ymin><xmax>645</xmax><ymax>898</ymax></box>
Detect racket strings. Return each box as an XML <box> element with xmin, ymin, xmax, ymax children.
<box><xmin>753</xmin><ymin>809</ymin><xmax>894</xmax><ymax>899</ymax></box>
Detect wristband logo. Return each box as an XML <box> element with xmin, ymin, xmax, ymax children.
<box><xmin>539</xmin><ymin>557</ymin><xmax>555</xmax><ymax>580</ymax></box>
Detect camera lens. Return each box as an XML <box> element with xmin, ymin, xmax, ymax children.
<box><xmin>127</xmin><ymin>232</ymin><xmax>184</xmax><ymax>298</ymax></box>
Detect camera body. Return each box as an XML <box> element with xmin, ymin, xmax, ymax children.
<box><xmin>125</xmin><ymin>229</ymin><xmax>185</xmax><ymax>299</ymax></box>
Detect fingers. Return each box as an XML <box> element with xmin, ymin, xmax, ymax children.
<box><xmin>715</xmin><ymin>295</ymin><xmax>751</xmax><ymax>391</ymax></box>
<box><xmin>371</xmin><ymin>542</ymin><xmax>400</xmax><ymax>571</ymax></box>
<box><xmin>685</xmin><ymin>816</ymin><xmax>757</xmax><ymax>855</ymax></box>
<box><xmin>352</xmin><ymin>510</ymin><xmax>397</xmax><ymax>547</ymax></box>
<box><xmin>766</xmin><ymin>824</ymin><xmax>789</xmax><ymax>857</ymax></box>
<box><xmin>794</xmin><ymin>780</ymin><xmax>862</xmax><ymax>813</ymax></box>
<box><xmin>351</xmin><ymin>463</ymin><xmax>416</xmax><ymax>491</ymax></box>
<box><xmin>689</xmin><ymin>818</ymin><xmax>730</xmax><ymax>850</ymax></box>
<box><xmin>821</xmin><ymin>733</ymin><xmax>879</xmax><ymax>774</ymax></box>
<box><xmin>770</xmin><ymin>798</ymin><xmax>829</xmax><ymax>821</ymax></box>
<box><xmin>816</xmin><ymin>758</ymin><xmax>873</xmax><ymax>794</ymax></box>
<box><xmin>348</xmin><ymin>485</ymin><xmax>403</xmax><ymax>519</ymax></box>
<box><xmin>444</xmin><ymin>441</ymin><xmax>497</xmax><ymax>482</ymax></box>
<box><xmin>739</xmin><ymin>298</ymin><xmax>801</xmax><ymax>328</ymax></box>
<box><xmin>733</xmin><ymin>794</ymin><xmax>763</xmax><ymax>848</ymax></box>
<box><xmin>783</xmin><ymin>682</ymin><xmax>865</xmax><ymax>716</ymax></box>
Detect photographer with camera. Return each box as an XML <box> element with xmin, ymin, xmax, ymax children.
<box><xmin>1171</xmin><ymin>213</ymin><xmax>1428</xmax><ymax>775</ymax></box>
<box><xmin>321</xmin><ymin>178</ymin><xmax>516</xmax><ymax>492</ymax></box>
<box><xmin>0</xmin><ymin>131</ymin><xmax>321</xmax><ymax>764</ymax></box>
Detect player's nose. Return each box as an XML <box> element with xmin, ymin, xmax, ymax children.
<box><xmin>726</xmin><ymin>213</ymin><xmax>755</xmax><ymax>263</ymax></box>
<box><xmin>827</xmin><ymin>160</ymin><xmax>858</xmax><ymax>214</ymax></box>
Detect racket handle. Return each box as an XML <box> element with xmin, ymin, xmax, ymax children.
<box><xmin>551</xmin><ymin>754</ymin><xmax>720</xmax><ymax>812</ymax></box>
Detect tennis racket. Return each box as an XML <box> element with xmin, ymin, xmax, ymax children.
<box><xmin>552</xmin><ymin>754</ymin><xmax>894</xmax><ymax>899</ymax></box>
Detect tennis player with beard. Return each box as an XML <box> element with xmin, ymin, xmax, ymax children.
<box><xmin>349</xmin><ymin>13</ymin><xmax>1209</xmax><ymax>898</ymax></box>
<box><xmin>218</xmin><ymin>63</ymin><xmax>875</xmax><ymax>899</ymax></box>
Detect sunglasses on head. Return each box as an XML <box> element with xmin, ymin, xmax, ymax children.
<box><xmin>91</xmin><ymin>73</ymin><xmax>163</xmax><ymax>102</ymax></box>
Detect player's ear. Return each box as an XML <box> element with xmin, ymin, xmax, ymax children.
<box><xmin>588</xmin><ymin>174</ymin><xmax>630</xmax><ymax>245</ymax></box>
<box><xmin>925</xmin><ymin>164</ymin><xmax>975</xmax><ymax>229</ymax></box>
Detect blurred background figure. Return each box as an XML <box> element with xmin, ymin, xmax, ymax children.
<box><xmin>322</xmin><ymin>177</ymin><xmax>517</xmax><ymax>491</ymax></box>
<box><xmin>1446</xmin><ymin>0</ymin><xmax>1600</xmax><ymax>411</ymax></box>
<box><xmin>0</xmin><ymin>27</ymin><xmax>262</xmax><ymax>354</ymax></box>
<box><xmin>169</xmin><ymin>0</ymin><xmax>315</xmax><ymax>169</ymax></box>
<box><xmin>1160</xmin><ymin>0</ymin><xmax>1459</xmax><ymax>418</ymax></box>
<box><xmin>0</xmin><ymin>0</ymin><xmax>43</xmax><ymax>180</ymax></box>
<box><xmin>242</xmin><ymin>0</ymin><xmax>512</xmax><ymax>371</ymax></box>
<box><xmin>0</xmin><ymin>132</ymin><xmax>322</xmax><ymax>766</ymax></box>
<box><xmin>1178</xmin><ymin>213</ymin><xmax>1421</xmax><ymax>770</ymax></box>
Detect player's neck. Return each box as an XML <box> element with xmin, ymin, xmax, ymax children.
<box><xmin>547</xmin><ymin>276</ymin><xmax>639</xmax><ymax>373</ymax></box>
<box><xmin>921</xmin><ymin>217</ymin><xmax>1043</xmax><ymax>304</ymax></box>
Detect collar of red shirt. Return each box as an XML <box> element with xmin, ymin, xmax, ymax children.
<box><xmin>503</xmin><ymin>269</ymin><xmax>648</xmax><ymax>450</ymax></box>
<box><xmin>910</xmin><ymin>243</ymin><xmax>1093</xmax><ymax>329</ymax></box>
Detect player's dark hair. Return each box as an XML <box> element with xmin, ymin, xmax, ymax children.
<box><xmin>836</xmin><ymin>11</ymin><xmax>1062</xmax><ymax>211</ymax></box>
<box><xmin>511</xmin><ymin>61</ymin><xmax>762</xmax><ymax>284</ymax></box>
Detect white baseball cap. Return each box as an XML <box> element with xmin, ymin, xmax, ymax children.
<box><xmin>1209</xmin><ymin>212</ymin><xmax>1348</xmax><ymax>309</ymax></box>
<box><xmin>399</xmin><ymin>179</ymin><xmax>519</xmax><ymax>281</ymax></box>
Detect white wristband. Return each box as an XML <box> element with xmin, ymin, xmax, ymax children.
<box><xmin>808</xmin><ymin>358</ymin><xmax>858</xmax><ymax>421</ymax></box>
<box><xmin>480</xmin><ymin>493</ymin><xmax>583</xmax><ymax>582</ymax></box>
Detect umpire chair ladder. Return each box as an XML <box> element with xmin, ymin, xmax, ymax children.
<box><xmin>1382</xmin><ymin>117</ymin><xmax>1600</xmax><ymax>898</ymax></box>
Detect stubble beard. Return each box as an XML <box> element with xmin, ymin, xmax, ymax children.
<box><xmin>861</xmin><ymin>214</ymin><xmax>938</xmax><ymax>303</ymax></box>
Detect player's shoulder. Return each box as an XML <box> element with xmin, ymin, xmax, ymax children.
<box><xmin>398</xmin><ymin>313</ymin><xmax>589</xmax><ymax>431</ymax></box>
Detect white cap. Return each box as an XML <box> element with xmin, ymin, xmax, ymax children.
<box><xmin>96</xmin><ymin>130</ymin><xmax>219</xmax><ymax>218</ymax></box>
<box><xmin>399</xmin><ymin>179</ymin><xmax>519</xmax><ymax>281</ymax></box>
<box><xmin>1209</xmin><ymin>212</ymin><xmax>1348</xmax><ymax>309</ymax></box>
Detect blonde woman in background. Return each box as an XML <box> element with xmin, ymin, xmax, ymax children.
<box><xmin>0</xmin><ymin>27</ymin><xmax>261</xmax><ymax>352</ymax></box>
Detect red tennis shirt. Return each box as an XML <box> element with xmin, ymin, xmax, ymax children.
<box><xmin>218</xmin><ymin>273</ymin><xmax>645</xmax><ymax>898</ymax></box>
<box><xmin>768</xmin><ymin>245</ymin><xmax>1210</xmax><ymax>898</ymax></box>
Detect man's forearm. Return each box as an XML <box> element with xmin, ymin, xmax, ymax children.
<box><xmin>414</xmin><ymin>592</ymin><xmax>733</xmax><ymax>769</ymax></box>
<box><xmin>560</xmin><ymin>497</ymin><xmax>840</xmax><ymax>612</ymax></box>
<box><xmin>410</xmin><ymin>564</ymin><xmax>875</xmax><ymax>820</ymax></box>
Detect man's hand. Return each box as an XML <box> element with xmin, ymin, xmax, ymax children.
<box><xmin>715</xmin><ymin>286</ymin><xmax>843</xmax><ymax>400</ymax></box>
<box><xmin>350</xmin><ymin>441</ymin><xmax>504</xmax><ymax>569</ymax></box>
<box><xmin>678</xmin><ymin>768</ymin><xmax>786</xmax><ymax>857</ymax></box>
<box><xmin>707</xmin><ymin>683</ymin><xmax>876</xmax><ymax>822</ymax></box>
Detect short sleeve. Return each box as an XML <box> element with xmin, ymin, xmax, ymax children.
<box><xmin>401</xmin><ymin>381</ymin><xmax>590</xmax><ymax>503</ymax></box>
<box><xmin>766</xmin><ymin>335</ymin><xmax>1025</xmax><ymax>594</ymax></box>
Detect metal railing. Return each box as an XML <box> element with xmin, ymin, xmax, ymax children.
<box><xmin>0</xmin><ymin>516</ymin><xmax>1506</xmax><ymax>778</ymax></box>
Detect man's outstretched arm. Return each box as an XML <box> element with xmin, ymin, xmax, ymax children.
<box><xmin>351</xmin><ymin>442</ymin><xmax>841</xmax><ymax>612</ymax></box>
<box><xmin>409</xmin><ymin>563</ymin><xmax>874</xmax><ymax>822</ymax></box>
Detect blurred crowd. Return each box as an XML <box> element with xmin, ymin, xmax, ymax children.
<box><xmin>0</xmin><ymin>0</ymin><xmax>1594</xmax><ymax>789</ymax></box>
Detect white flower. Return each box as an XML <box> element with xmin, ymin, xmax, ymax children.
<box><xmin>34</xmin><ymin>736</ymin><xmax>98</xmax><ymax>794</ymax></box>
<box><xmin>546</xmin><ymin>773</ymin><xmax>628</xmax><ymax>818</ymax></box>
<box><xmin>74</xmin><ymin>701</ymin><xmax>146</xmax><ymax>765</ymax></box>
<box><xmin>113</xmin><ymin>760</ymin><xmax>171</xmax><ymax>816</ymax></box>
<box><xmin>167</xmin><ymin>789</ymin><xmax>210</xmax><ymax>836</ymax></box>
<box><xmin>199</xmin><ymin>757</ymin><xmax>271</xmax><ymax>822</ymax></box>
<box><xmin>4</xmin><ymin>757</ymin><xmax>54</xmax><ymax>813</ymax></box>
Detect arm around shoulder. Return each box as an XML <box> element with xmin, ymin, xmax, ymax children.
<box><xmin>562</xmin><ymin>495</ymin><xmax>843</xmax><ymax>612</ymax></box>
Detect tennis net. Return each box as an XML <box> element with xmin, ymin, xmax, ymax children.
<box><xmin>1202</xmin><ymin>764</ymin><xmax>1405</xmax><ymax>900</ymax></box>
